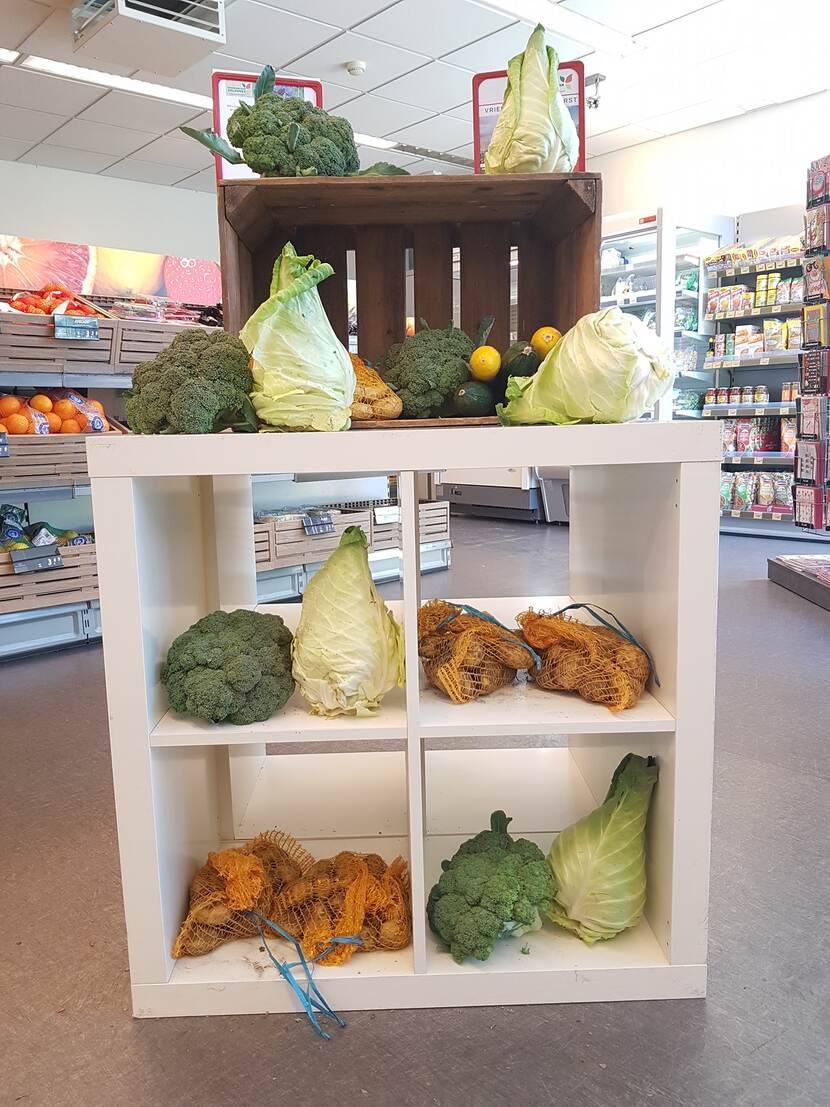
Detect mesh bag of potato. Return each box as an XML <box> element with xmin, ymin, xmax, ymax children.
<box><xmin>173</xmin><ymin>832</ymin><xmax>411</xmax><ymax>967</ymax></box>
<box><xmin>517</xmin><ymin>604</ymin><xmax>654</xmax><ymax>712</ymax></box>
<box><xmin>350</xmin><ymin>354</ymin><xmax>403</xmax><ymax>420</ymax></box>
<box><xmin>418</xmin><ymin>599</ymin><xmax>540</xmax><ymax>704</ymax></box>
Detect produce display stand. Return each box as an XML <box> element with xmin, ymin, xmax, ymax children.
<box><xmin>88</xmin><ymin>420</ymin><xmax>720</xmax><ymax>1016</ymax></box>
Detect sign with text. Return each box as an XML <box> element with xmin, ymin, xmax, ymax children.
<box><xmin>54</xmin><ymin>315</ymin><xmax>99</xmax><ymax>341</ymax></box>
<box><xmin>10</xmin><ymin>544</ymin><xmax>64</xmax><ymax>574</ymax></box>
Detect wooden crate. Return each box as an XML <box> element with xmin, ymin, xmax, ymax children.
<box><xmin>0</xmin><ymin>420</ymin><xmax>128</xmax><ymax>490</ymax></box>
<box><xmin>254</xmin><ymin>509</ymin><xmax>372</xmax><ymax>571</ymax></box>
<box><xmin>217</xmin><ymin>174</ymin><xmax>601</xmax><ymax>363</ymax></box>
<box><xmin>0</xmin><ymin>545</ymin><xmax>97</xmax><ymax>614</ymax></box>
<box><xmin>113</xmin><ymin>319</ymin><xmax>208</xmax><ymax>372</ymax></box>
<box><xmin>0</xmin><ymin>313</ymin><xmax>117</xmax><ymax>374</ymax></box>
<box><xmin>369</xmin><ymin>501</ymin><xmax>451</xmax><ymax>552</ymax></box>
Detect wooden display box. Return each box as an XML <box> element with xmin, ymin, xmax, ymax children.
<box><xmin>0</xmin><ymin>420</ymin><xmax>128</xmax><ymax>491</ymax></box>
<box><xmin>254</xmin><ymin>509</ymin><xmax>372</xmax><ymax>571</ymax></box>
<box><xmin>0</xmin><ymin>313</ymin><xmax>118</xmax><ymax>375</ymax></box>
<box><xmin>369</xmin><ymin>501</ymin><xmax>450</xmax><ymax>552</ymax></box>
<box><xmin>217</xmin><ymin>174</ymin><xmax>601</xmax><ymax>363</ymax></box>
<box><xmin>112</xmin><ymin>319</ymin><xmax>206</xmax><ymax>373</ymax></box>
<box><xmin>0</xmin><ymin>544</ymin><xmax>97</xmax><ymax>614</ymax></box>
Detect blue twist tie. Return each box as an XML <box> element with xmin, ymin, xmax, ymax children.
<box><xmin>548</xmin><ymin>603</ymin><xmax>661</xmax><ymax>687</ymax></box>
<box><xmin>244</xmin><ymin>909</ymin><xmax>362</xmax><ymax>1039</ymax></box>
<box><xmin>437</xmin><ymin>603</ymin><xmax>542</xmax><ymax>671</ymax></box>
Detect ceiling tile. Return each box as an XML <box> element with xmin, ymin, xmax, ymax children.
<box><xmin>634</xmin><ymin>3</ymin><xmax>750</xmax><ymax>60</ymax></box>
<box><xmin>3</xmin><ymin>0</ymin><xmax>51</xmax><ymax>49</ymax></box>
<box><xmin>355</xmin><ymin>143</ymin><xmax>418</xmax><ymax>169</ymax></box>
<box><xmin>289</xmin><ymin>31</ymin><xmax>429</xmax><ymax>93</ymax></box>
<box><xmin>19</xmin><ymin>144</ymin><xmax>118</xmax><ymax>172</ymax></box>
<box><xmin>0</xmin><ymin>67</ymin><xmax>105</xmax><ymax>115</ymax></box>
<box><xmin>584</xmin><ymin>124</ymin><xmax>662</xmax><ymax>157</ymax></box>
<box><xmin>224</xmin><ymin>2</ymin><xmax>339</xmax><ymax>68</ymax></box>
<box><xmin>357</xmin><ymin>0</ymin><xmax>513</xmax><ymax>58</ymax></box>
<box><xmin>560</xmin><ymin>0</ymin><xmax>721</xmax><ymax>36</ymax></box>
<box><xmin>0</xmin><ymin>103</ymin><xmax>66</xmax><ymax>142</ymax></box>
<box><xmin>46</xmin><ymin>118</ymin><xmax>151</xmax><ymax>157</ymax></box>
<box><xmin>132</xmin><ymin>132</ymin><xmax>213</xmax><ymax>170</ymax></box>
<box><xmin>101</xmin><ymin>159</ymin><xmax>200</xmax><ymax>186</ymax></box>
<box><xmin>18</xmin><ymin>9</ymin><xmax>135</xmax><ymax>75</ymax></box>
<box><xmin>391</xmin><ymin>113</ymin><xmax>471</xmax><ymax>152</ymax></box>
<box><xmin>449</xmin><ymin>142</ymin><xmax>475</xmax><ymax>160</ymax></box>
<box><xmin>174</xmin><ymin>167</ymin><xmax>217</xmax><ymax>192</ymax></box>
<box><xmin>185</xmin><ymin>111</ymin><xmax>214</xmax><ymax>130</ymax></box>
<box><xmin>337</xmin><ymin>93</ymin><xmax>431</xmax><ymax>136</ymax></box>
<box><xmin>445</xmin><ymin>100</ymin><xmax>472</xmax><ymax>123</ymax></box>
<box><xmin>0</xmin><ymin>136</ymin><xmax>36</xmax><ymax>160</ymax></box>
<box><xmin>284</xmin><ymin>69</ymin><xmax>365</xmax><ymax>109</ymax></box>
<box><xmin>442</xmin><ymin>21</ymin><xmax>589</xmax><ymax>72</ymax></box>
<box><xmin>80</xmin><ymin>91</ymin><xmax>204</xmax><ymax>134</ymax></box>
<box><xmin>641</xmin><ymin>100</ymin><xmax>745</xmax><ymax>136</ymax></box>
<box><xmin>135</xmin><ymin>53</ymin><xmax>261</xmax><ymax>97</ymax></box>
<box><xmin>374</xmin><ymin>61</ymin><xmax>473</xmax><ymax>113</ymax></box>
<box><xmin>260</xmin><ymin>0</ymin><xmax>394</xmax><ymax>28</ymax></box>
<box><xmin>408</xmin><ymin>157</ymin><xmax>471</xmax><ymax>175</ymax></box>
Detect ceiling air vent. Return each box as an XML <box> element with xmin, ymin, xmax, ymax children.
<box><xmin>71</xmin><ymin>0</ymin><xmax>226</xmax><ymax>77</ymax></box>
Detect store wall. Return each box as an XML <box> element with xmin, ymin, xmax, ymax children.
<box><xmin>0</xmin><ymin>160</ymin><xmax>218</xmax><ymax>260</ymax></box>
<box><xmin>590</xmin><ymin>91</ymin><xmax>828</xmax><ymax>218</ymax></box>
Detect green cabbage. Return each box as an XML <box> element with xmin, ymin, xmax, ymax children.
<box><xmin>547</xmin><ymin>754</ymin><xmax>658</xmax><ymax>943</ymax></box>
<box><xmin>498</xmin><ymin>307</ymin><xmax>675</xmax><ymax>425</ymax></box>
<box><xmin>240</xmin><ymin>242</ymin><xmax>354</xmax><ymax>432</ymax></box>
<box><xmin>484</xmin><ymin>23</ymin><xmax>578</xmax><ymax>175</ymax></box>
<box><xmin>292</xmin><ymin>526</ymin><xmax>404</xmax><ymax>716</ymax></box>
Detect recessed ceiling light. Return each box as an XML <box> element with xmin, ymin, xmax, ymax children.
<box><xmin>21</xmin><ymin>56</ymin><xmax>212</xmax><ymax>110</ymax></box>
<box><xmin>474</xmin><ymin>1</ymin><xmax>637</xmax><ymax>55</ymax></box>
<box><xmin>0</xmin><ymin>48</ymin><xmax>20</xmax><ymax>63</ymax></box>
<box><xmin>354</xmin><ymin>132</ymin><xmax>398</xmax><ymax>150</ymax></box>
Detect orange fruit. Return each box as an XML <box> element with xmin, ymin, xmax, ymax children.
<box><xmin>5</xmin><ymin>412</ymin><xmax>30</xmax><ymax>434</ymax></box>
<box><xmin>60</xmin><ymin>418</ymin><xmax>81</xmax><ymax>434</ymax></box>
<box><xmin>29</xmin><ymin>393</ymin><xmax>53</xmax><ymax>413</ymax></box>
<box><xmin>76</xmin><ymin>412</ymin><xmax>88</xmax><ymax>430</ymax></box>
<box><xmin>99</xmin><ymin>416</ymin><xmax>110</xmax><ymax>431</ymax></box>
<box><xmin>89</xmin><ymin>399</ymin><xmax>105</xmax><ymax>414</ymax></box>
<box><xmin>45</xmin><ymin>411</ymin><xmax>62</xmax><ymax>433</ymax></box>
<box><xmin>0</xmin><ymin>423</ymin><xmax>7</xmax><ymax>434</ymax></box>
<box><xmin>0</xmin><ymin>395</ymin><xmax>22</xmax><ymax>418</ymax></box>
<box><xmin>530</xmin><ymin>326</ymin><xmax>562</xmax><ymax>359</ymax></box>
<box><xmin>53</xmin><ymin>398</ymin><xmax>77</xmax><ymax>420</ymax></box>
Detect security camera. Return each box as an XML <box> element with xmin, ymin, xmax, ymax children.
<box><xmin>345</xmin><ymin>60</ymin><xmax>367</xmax><ymax>77</ymax></box>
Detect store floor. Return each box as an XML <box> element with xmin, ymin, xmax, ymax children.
<box><xmin>4</xmin><ymin>519</ymin><xmax>828</xmax><ymax>1107</ymax></box>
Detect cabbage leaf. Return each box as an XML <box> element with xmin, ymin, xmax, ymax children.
<box><xmin>240</xmin><ymin>242</ymin><xmax>355</xmax><ymax>432</ymax></box>
<box><xmin>498</xmin><ymin>307</ymin><xmax>675</xmax><ymax>425</ymax></box>
<box><xmin>292</xmin><ymin>526</ymin><xmax>404</xmax><ymax>716</ymax></box>
<box><xmin>547</xmin><ymin>754</ymin><xmax>658</xmax><ymax>943</ymax></box>
<box><xmin>484</xmin><ymin>23</ymin><xmax>578</xmax><ymax>175</ymax></box>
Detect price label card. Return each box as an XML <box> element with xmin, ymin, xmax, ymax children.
<box><xmin>54</xmin><ymin>316</ymin><xmax>99</xmax><ymax>341</ymax></box>
<box><xmin>726</xmin><ymin>359</ymin><xmax>739</xmax><ymax>368</ymax></box>
<box><xmin>772</xmin><ymin>512</ymin><xmax>782</xmax><ymax>520</ymax></box>
<box><xmin>731</xmin><ymin>510</ymin><xmax>741</xmax><ymax>518</ymax></box>
<box><xmin>725</xmin><ymin>267</ymin><xmax>735</xmax><ymax>277</ymax></box>
<box><xmin>754</xmin><ymin>456</ymin><xmax>764</xmax><ymax>464</ymax></box>
<box><xmin>755</xmin><ymin>407</ymin><xmax>765</xmax><ymax>415</ymax></box>
<box><xmin>0</xmin><ymin>431</ymin><xmax>8</xmax><ymax>459</ymax></box>
<box><xmin>715</xmin><ymin>311</ymin><xmax>725</xmax><ymax>320</ymax></box>
<box><xmin>739</xmin><ymin>265</ymin><xmax>750</xmax><ymax>273</ymax></box>
<box><xmin>10</xmin><ymin>543</ymin><xmax>64</xmax><ymax>574</ymax></box>
<box><xmin>752</xmin><ymin>511</ymin><xmax>763</xmax><ymax>519</ymax></box>
<box><xmin>703</xmin><ymin>409</ymin><xmax>712</xmax><ymax>417</ymax></box>
<box><xmin>726</xmin><ymin>310</ymin><xmax>736</xmax><ymax>318</ymax></box>
<box><xmin>760</xmin><ymin>356</ymin><xmax>770</xmax><ymax>364</ymax></box>
<box><xmin>727</xmin><ymin>408</ymin><xmax>738</xmax><ymax>416</ymax></box>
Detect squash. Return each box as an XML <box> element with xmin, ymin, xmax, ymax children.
<box><xmin>494</xmin><ymin>341</ymin><xmax>540</xmax><ymax>403</ymax></box>
<box><xmin>454</xmin><ymin>381</ymin><xmax>495</xmax><ymax>417</ymax></box>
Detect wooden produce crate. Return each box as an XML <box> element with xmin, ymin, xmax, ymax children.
<box><xmin>0</xmin><ymin>545</ymin><xmax>97</xmax><ymax>615</ymax></box>
<box><xmin>0</xmin><ymin>420</ymin><xmax>128</xmax><ymax>491</ymax></box>
<box><xmin>369</xmin><ymin>501</ymin><xmax>451</xmax><ymax>552</ymax></box>
<box><xmin>254</xmin><ymin>509</ymin><xmax>372</xmax><ymax>571</ymax></box>
<box><xmin>112</xmin><ymin>319</ymin><xmax>207</xmax><ymax>373</ymax></box>
<box><xmin>217</xmin><ymin>174</ymin><xmax>601</xmax><ymax>364</ymax></box>
<box><xmin>0</xmin><ymin>313</ymin><xmax>118</xmax><ymax>377</ymax></box>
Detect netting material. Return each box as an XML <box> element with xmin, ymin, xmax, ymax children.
<box><xmin>173</xmin><ymin>833</ymin><xmax>411</xmax><ymax>966</ymax></box>
<box><xmin>417</xmin><ymin>600</ymin><xmax>534</xmax><ymax>704</ymax></box>
<box><xmin>517</xmin><ymin>609</ymin><xmax>650</xmax><ymax>712</ymax></box>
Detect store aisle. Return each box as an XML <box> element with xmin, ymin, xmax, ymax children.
<box><xmin>3</xmin><ymin>521</ymin><xmax>828</xmax><ymax>1107</ymax></box>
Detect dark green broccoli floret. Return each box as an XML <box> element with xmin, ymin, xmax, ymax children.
<box><xmin>125</xmin><ymin>328</ymin><xmax>252</xmax><ymax>435</ymax></box>
<box><xmin>161</xmin><ymin>609</ymin><xmax>294</xmax><ymax>725</ymax></box>
<box><xmin>426</xmin><ymin>811</ymin><xmax>555</xmax><ymax>963</ymax></box>
<box><xmin>378</xmin><ymin>322</ymin><xmax>475</xmax><ymax>419</ymax></box>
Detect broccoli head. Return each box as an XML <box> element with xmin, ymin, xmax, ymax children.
<box><xmin>125</xmin><ymin>328</ymin><xmax>252</xmax><ymax>435</ymax></box>
<box><xmin>426</xmin><ymin>811</ymin><xmax>555</xmax><ymax>963</ymax></box>
<box><xmin>226</xmin><ymin>93</ymin><xmax>359</xmax><ymax>177</ymax></box>
<box><xmin>378</xmin><ymin>322</ymin><xmax>474</xmax><ymax>419</ymax></box>
<box><xmin>161</xmin><ymin>609</ymin><xmax>294</xmax><ymax>725</ymax></box>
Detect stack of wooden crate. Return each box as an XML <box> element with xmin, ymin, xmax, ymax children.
<box><xmin>0</xmin><ymin>545</ymin><xmax>97</xmax><ymax>615</ymax></box>
<box><xmin>0</xmin><ymin>421</ymin><xmax>127</xmax><ymax>492</ymax></box>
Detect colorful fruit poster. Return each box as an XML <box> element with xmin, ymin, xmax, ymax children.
<box><xmin>0</xmin><ymin>234</ymin><xmax>222</xmax><ymax>305</ymax></box>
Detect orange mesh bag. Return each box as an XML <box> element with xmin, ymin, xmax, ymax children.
<box><xmin>172</xmin><ymin>831</ymin><xmax>314</xmax><ymax>957</ymax></box>
<box><xmin>270</xmin><ymin>851</ymin><xmax>411</xmax><ymax>966</ymax></box>
<box><xmin>417</xmin><ymin>599</ymin><xmax>539</xmax><ymax>704</ymax></box>
<box><xmin>350</xmin><ymin>353</ymin><xmax>403</xmax><ymax>420</ymax></box>
<box><xmin>517</xmin><ymin>604</ymin><xmax>652</xmax><ymax>712</ymax></box>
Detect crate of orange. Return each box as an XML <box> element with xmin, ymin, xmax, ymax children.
<box><xmin>0</xmin><ymin>392</ymin><xmax>127</xmax><ymax>490</ymax></box>
<box><xmin>0</xmin><ymin>310</ymin><xmax>118</xmax><ymax>381</ymax></box>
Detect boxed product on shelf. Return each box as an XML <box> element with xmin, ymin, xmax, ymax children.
<box><xmin>805</xmin><ymin>203</ymin><xmax>829</xmax><ymax>251</ymax></box>
<box><xmin>803</xmin><ymin>303</ymin><xmax>830</xmax><ymax>346</ymax></box>
<box><xmin>763</xmin><ymin>318</ymin><xmax>785</xmax><ymax>351</ymax></box>
<box><xmin>795</xmin><ymin>439</ymin><xmax>829</xmax><ymax>484</ymax></box>
<box><xmin>794</xmin><ymin>483</ymin><xmax>829</xmax><ymax>529</ymax></box>
<box><xmin>720</xmin><ymin>471</ymin><xmax>735</xmax><ymax>509</ymax></box>
<box><xmin>781</xmin><ymin>416</ymin><xmax>797</xmax><ymax>453</ymax></box>
<box><xmin>735</xmin><ymin>417</ymin><xmax>754</xmax><ymax>452</ymax></box>
<box><xmin>721</xmin><ymin>418</ymin><xmax>737</xmax><ymax>451</ymax></box>
<box><xmin>775</xmin><ymin>278</ymin><xmax>792</xmax><ymax>304</ymax></box>
<box><xmin>801</xmin><ymin>348</ymin><xmax>830</xmax><ymax>393</ymax></box>
<box><xmin>804</xmin><ymin>254</ymin><xmax>830</xmax><ymax>303</ymax></box>
<box><xmin>807</xmin><ymin>154</ymin><xmax>830</xmax><ymax>208</ymax></box>
<box><xmin>732</xmin><ymin>471</ymin><xmax>756</xmax><ymax>510</ymax></box>
<box><xmin>751</xmin><ymin>416</ymin><xmax>781</xmax><ymax>452</ymax></box>
<box><xmin>791</xmin><ymin>276</ymin><xmax>805</xmax><ymax>303</ymax></box>
<box><xmin>798</xmin><ymin>394</ymin><xmax>830</xmax><ymax>440</ymax></box>
<box><xmin>787</xmin><ymin>317</ymin><xmax>803</xmax><ymax>348</ymax></box>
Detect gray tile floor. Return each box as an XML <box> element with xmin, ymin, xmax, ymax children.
<box><xmin>3</xmin><ymin>519</ymin><xmax>829</xmax><ymax>1107</ymax></box>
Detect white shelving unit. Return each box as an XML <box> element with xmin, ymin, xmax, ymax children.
<box><xmin>88</xmin><ymin>420</ymin><xmax>720</xmax><ymax>1017</ymax></box>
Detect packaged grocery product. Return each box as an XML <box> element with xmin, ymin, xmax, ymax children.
<box><xmin>782</xmin><ymin>382</ymin><xmax>792</xmax><ymax>402</ymax></box>
<box><xmin>713</xmin><ymin>334</ymin><xmax>726</xmax><ymax>357</ymax></box>
<box><xmin>716</xmin><ymin>387</ymin><xmax>730</xmax><ymax>405</ymax></box>
<box><xmin>741</xmin><ymin>386</ymin><xmax>754</xmax><ymax>403</ymax></box>
<box><xmin>798</xmin><ymin>394</ymin><xmax>830</xmax><ymax>439</ymax></box>
<box><xmin>756</xmin><ymin>273</ymin><xmax>769</xmax><ymax>292</ymax></box>
<box><xmin>790</xmin><ymin>276</ymin><xmax>805</xmax><ymax>303</ymax></box>
<box><xmin>706</xmin><ymin>288</ymin><xmax>720</xmax><ymax>315</ymax></box>
<box><xmin>753</xmin><ymin>384</ymin><xmax>769</xmax><ymax>403</ymax></box>
<box><xmin>787</xmin><ymin>318</ymin><xmax>803</xmax><ymax>348</ymax></box>
<box><xmin>25</xmin><ymin>522</ymin><xmax>93</xmax><ymax>547</ymax></box>
<box><xmin>775</xmin><ymin>278</ymin><xmax>792</xmax><ymax>304</ymax></box>
<box><xmin>736</xmin><ymin>324</ymin><xmax>761</xmax><ymax>341</ymax></box>
<box><xmin>705</xmin><ymin>387</ymin><xmax>717</xmax><ymax>405</ymax></box>
<box><xmin>736</xmin><ymin>417</ymin><xmax>754</xmax><ymax>452</ymax></box>
<box><xmin>0</xmin><ymin>503</ymin><xmax>26</xmax><ymax>531</ymax></box>
<box><xmin>730</xmin><ymin>285</ymin><xmax>747</xmax><ymax>311</ymax></box>
<box><xmin>803</xmin><ymin>303</ymin><xmax>829</xmax><ymax>346</ymax></box>
<box><xmin>795</xmin><ymin>440</ymin><xmax>826</xmax><ymax>483</ymax></box>
<box><xmin>794</xmin><ymin>484</ymin><xmax>825</xmax><ymax>529</ymax></box>
<box><xmin>720</xmin><ymin>471</ymin><xmax>735</xmax><ymax>509</ymax></box>
<box><xmin>781</xmin><ymin>416</ymin><xmax>797</xmax><ymax>454</ymax></box>
<box><xmin>741</xmin><ymin>290</ymin><xmax>755</xmax><ymax>313</ymax></box>
<box><xmin>804</xmin><ymin>254</ymin><xmax>830</xmax><ymax>302</ymax></box>
<box><xmin>763</xmin><ymin>318</ymin><xmax>785</xmax><ymax>351</ymax></box>
<box><xmin>732</xmin><ymin>471</ymin><xmax>756</xmax><ymax>510</ymax></box>
<box><xmin>725</xmin><ymin>334</ymin><xmax>735</xmax><ymax>356</ymax></box>
<box><xmin>801</xmin><ymin>348</ymin><xmax>830</xmax><ymax>392</ymax></box>
<box><xmin>755</xmin><ymin>472</ymin><xmax>776</xmax><ymax>508</ymax></box>
<box><xmin>728</xmin><ymin>386</ymin><xmax>742</xmax><ymax>404</ymax></box>
<box><xmin>718</xmin><ymin>287</ymin><xmax>732</xmax><ymax>313</ymax></box>
<box><xmin>807</xmin><ymin>156</ymin><xmax>830</xmax><ymax>208</ymax></box>
<box><xmin>754</xmin><ymin>287</ymin><xmax>767</xmax><ymax>309</ymax></box>
<box><xmin>47</xmin><ymin>389</ymin><xmax>107</xmax><ymax>432</ymax></box>
<box><xmin>805</xmin><ymin>204</ymin><xmax>828</xmax><ymax>251</ymax></box>
<box><xmin>750</xmin><ymin>416</ymin><xmax>780</xmax><ymax>452</ymax></box>
<box><xmin>721</xmin><ymin>418</ymin><xmax>737</xmax><ymax>452</ymax></box>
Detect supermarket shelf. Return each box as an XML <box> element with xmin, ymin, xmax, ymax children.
<box><xmin>705</xmin><ymin>354</ymin><xmax>800</xmax><ymax>370</ymax></box>
<box><xmin>707</xmin><ymin>258</ymin><xmax>802</xmax><ymax>278</ymax></box>
<box><xmin>704</xmin><ymin>304</ymin><xmax>802</xmax><ymax>323</ymax></box>
<box><xmin>675</xmin><ymin>329</ymin><xmax>707</xmax><ymax>341</ymax></box>
<box><xmin>0</xmin><ymin>481</ymin><xmax>91</xmax><ymax>502</ymax></box>
<box><xmin>722</xmin><ymin>508</ymin><xmax>793</xmax><ymax>522</ymax></box>
<box><xmin>599</xmin><ymin>290</ymin><xmax>698</xmax><ymax>307</ymax></box>
<box><xmin>768</xmin><ymin>555</ymin><xmax>830</xmax><ymax>610</ymax></box>
<box><xmin>721</xmin><ymin>515</ymin><xmax>830</xmax><ymax>541</ymax></box>
<box><xmin>722</xmin><ymin>452</ymin><xmax>794</xmax><ymax>467</ymax></box>
<box><xmin>600</xmin><ymin>253</ymin><xmax>700</xmax><ymax>280</ymax></box>
<box><xmin>703</xmin><ymin>402</ymin><xmax>795</xmax><ymax>418</ymax></box>
<box><xmin>673</xmin><ymin>410</ymin><xmax>703</xmax><ymax>419</ymax></box>
<box><xmin>0</xmin><ymin>370</ymin><xmax>132</xmax><ymax>389</ymax></box>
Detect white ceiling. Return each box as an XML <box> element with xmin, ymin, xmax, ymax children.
<box><xmin>0</xmin><ymin>0</ymin><xmax>826</xmax><ymax>194</ymax></box>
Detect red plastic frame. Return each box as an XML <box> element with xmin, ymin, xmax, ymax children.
<box><xmin>471</xmin><ymin>60</ymin><xmax>585</xmax><ymax>173</ymax></box>
<box><xmin>210</xmin><ymin>71</ymin><xmax>324</xmax><ymax>183</ymax></box>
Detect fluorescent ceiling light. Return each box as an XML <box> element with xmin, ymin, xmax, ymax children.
<box><xmin>354</xmin><ymin>132</ymin><xmax>398</xmax><ymax>150</ymax></box>
<box><xmin>474</xmin><ymin>1</ymin><xmax>637</xmax><ymax>55</ymax></box>
<box><xmin>21</xmin><ymin>56</ymin><xmax>212</xmax><ymax>110</ymax></box>
<box><xmin>0</xmin><ymin>48</ymin><xmax>20</xmax><ymax>63</ymax></box>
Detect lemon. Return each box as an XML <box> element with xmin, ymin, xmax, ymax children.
<box><xmin>469</xmin><ymin>345</ymin><xmax>501</xmax><ymax>381</ymax></box>
<box><xmin>531</xmin><ymin>326</ymin><xmax>562</xmax><ymax>359</ymax></box>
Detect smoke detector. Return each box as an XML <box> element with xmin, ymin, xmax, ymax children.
<box><xmin>345</xmin><ymin>59</ymin><xmax>367</xmax><ymax>77</ymax></box>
